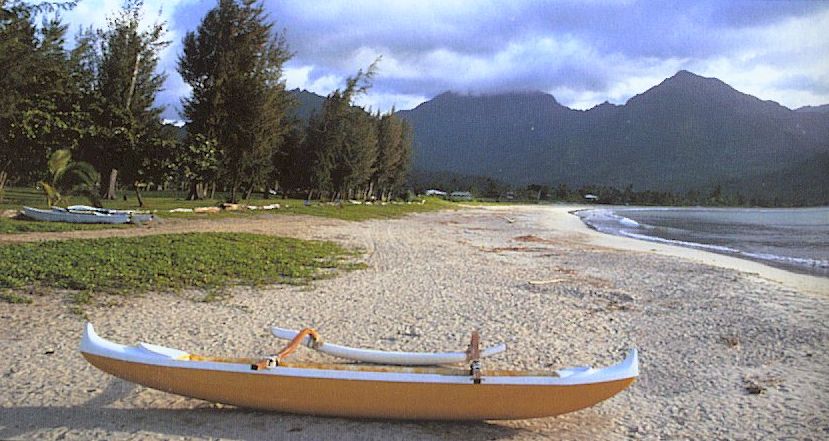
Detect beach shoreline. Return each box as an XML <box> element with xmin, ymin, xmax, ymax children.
<box><xmin>539</xmin><ymin>204</ymin><xmax>827</xmax><ymax>296</ymax></box>
<box><xmin>1</xmin><ymin>205</ymin><xmax>826</xmax><ymax>440</ymax></box>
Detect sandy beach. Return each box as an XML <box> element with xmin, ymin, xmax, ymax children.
<box><xmin>1</xmin><ymin>205</ymin><xmax>827</xmax><ymax>440</ymax></box>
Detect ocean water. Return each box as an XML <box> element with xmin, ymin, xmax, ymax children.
<box><xmin>577</xmin><ymin>206</ymin><xmax>829</xmax><ymax>277</ymax></box>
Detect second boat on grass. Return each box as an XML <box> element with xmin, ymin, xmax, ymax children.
<box><xmin>80</xmin><ymin>323</ymin><xmax>638</xmax><ymax>420</ymax></box>
<box><xmin>21</xmin><ymin>206</ymin><xmax>153</xmax><ymax>224</ymax></box>
<box><xmin>66</xmin><ymin>205</ymin><xmax>155</xmax><ymax>223</ymax></box>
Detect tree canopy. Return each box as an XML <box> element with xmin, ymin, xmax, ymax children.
<box><xmin>179</xmin><ymin>0</ymin><xmax>293</xmax><ymax>202</ymax></box>
<box><xmin>1</xmin><ymin>0</ymin><xmax>413</xmax><ymax>205</ymax></box>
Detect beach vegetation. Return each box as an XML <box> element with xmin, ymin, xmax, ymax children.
<box><xmin>0</xmin><ymin>290</ymin><xmax>33</xmax><ymax>304</ymax></box>
<box><xmin>0</xmin><ymin>232</ymin><xmax>364</xmax><ymax>296</ymax></box>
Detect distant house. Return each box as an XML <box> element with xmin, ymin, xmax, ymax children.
<box><xmin>449</xmin><ymin>191</ymin><xmax>473</xmax><ymax>201</ymax></box>
<box><xmin>425</xmin><ymin>189</ymin><xmax>447</xmax><ymax>197</ymax></box>
<box><xmin>584</xmin><ymin>194</ymin><xmax>599</xmax><ymax>202</ymax></box>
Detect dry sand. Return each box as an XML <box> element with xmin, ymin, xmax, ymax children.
<box><xmin>0</xmin><ymin>205</ymin><xmax>827</xmax><ymax>440</ymax></box>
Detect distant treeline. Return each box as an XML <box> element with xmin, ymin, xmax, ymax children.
<box><xmin>412</xmin><ymin>170</ymin><xmax>814</xmax><ymax>207</ymax></box>
<box><xmin>0</xmin><ymin>1</ymin><xmax>411</xmax><ymax>205</ymax></box>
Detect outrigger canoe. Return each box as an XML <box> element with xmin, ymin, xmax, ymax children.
<box><xmin>21</xmin><ymin>206</ymin><xmax>153</xmax><ymax>224</ymax></box>
<box><xmin>23</xmin><ymin>206</ymin><xmax>130</xmax><ymax>224</ymax></box>
<box><xmin>80</xmin><ymin>323</ymin><xmax>638</xmax><ymax>420</ymax></box>
<box><xmin>66</xmin><ymin>205</ymin><xmax>154</xmax><ymax>223</ymax></box>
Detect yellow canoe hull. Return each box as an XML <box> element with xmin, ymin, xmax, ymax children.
<box><xmin>80</xmin><ymin>323</ymin><xmax>638</xmax><ymax>420</ymax></box>
<box><xmin>83</xmin><ymin>353</ymin><xmax>634</xmax><ymax>420</ymax></box>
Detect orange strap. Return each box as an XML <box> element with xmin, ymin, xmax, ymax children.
<box><xmin>252</xmin><ymin>327</ymin><xmax>322</xmax><ymax>370</ymax></box>
<box><xmin>276</xmin><ymin>327</ymin><xmax>322</xmax><ymax>360</ymax></box>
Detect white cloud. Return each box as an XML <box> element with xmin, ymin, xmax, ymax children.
<box><xmin>690</xmin><ymin>8</ymin><xmax>829</xmax><ymax>108</ymax></box>
<box><xmin>284</xmin><ymin>64</ymin><xmax>344</xmax><ymax>96</ymax></box>
<box><xmin>56</xmin><ymin>1</ymin><xmax>829</xmax><ymax>117</ymax></box>
<box><xmin>354</xmin><ymin>92</ymin><xmax>429</xmax><ymax>114</ymax></box>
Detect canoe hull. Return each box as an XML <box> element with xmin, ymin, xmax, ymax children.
<box><xmin>82</xmin><ymin>352</ymin><xmax>634</xmax><ymax>420</ymax></box>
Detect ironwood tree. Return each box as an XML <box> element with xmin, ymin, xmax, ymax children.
<box><xmin>373</xmin><ymin>110</ymin><xmax>412</xmax><ymax>200</ymax></box>
<box><xmin>270</xmin><ymin>118</ymin><xmax>307</xmax><ymax>197</ymax></box>
<box><xmin>73</xmin><ymin>0</ymin><xmax>169</xmax><ymax>205</ymax></box>
<box><xmin>179</xmin><ymin>0</ymin><xmax>293</xmax><ymax>202</ymax></box>
<box><xmin>306</xmin><ymin>62</ymin><xmax>382</xmax><ymax>200</ymax></box>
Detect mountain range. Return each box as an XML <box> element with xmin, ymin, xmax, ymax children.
<box><xmin>290</xmin><ymin>71</ymin><xmax>829</xmax><ymax>204</ymax></box>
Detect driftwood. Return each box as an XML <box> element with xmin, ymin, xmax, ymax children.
<box><xmin>221</xmin><ymin>203</ymin><xmax>242</xmax><ymax>211</ymax></box>
<box><xmin>194</xmin><ymin>206</ymin><xmax>221</xmax><ymax>213</ymax></box>
<box><xmin>527</xmin><ymin>279</ymin><xmax>566</xmax><ymax>286</ymax></box>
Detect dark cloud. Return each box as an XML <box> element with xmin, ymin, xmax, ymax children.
<box><xmin>147</xmin><ymin>0</ymin><xmax>829</xmax><ymax>117</ymax></box>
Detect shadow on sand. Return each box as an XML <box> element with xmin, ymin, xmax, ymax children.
<box><xmin>0</xmin><ymin>379</ymin><xmax>529</xmax><ymax>440</ymax></box>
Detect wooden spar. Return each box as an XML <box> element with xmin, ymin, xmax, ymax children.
<box><xmin>469</xmin><ymin>330</ymin><xmax>482</xmax><ymax>384</ymax></box>
<box><xmin>270</xmin><ymin>326</ymin><xmax>507</xmax><ymax>365</ymax></box>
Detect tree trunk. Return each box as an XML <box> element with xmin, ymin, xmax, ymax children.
<box><xmin>209</xmin><ymin>182</ymin><xmax>216</xmax><ymax>200</ymax></box>
<box><xmin>105</xmin><ymin>169</ymin><xmax>118</xmax><ymax>200</ymax></box>
<box><xmin>0</xmin><ymin>169</ymin><xmax>7</xmax><ymax>203</ymax></box>
<box><xmin>133</xmin><ymin>181</ymin><xmax>144</xmax><ymax>208</ymax></box>
<box><xmin>187</xmin><ymin>181</ymin><xmax>199</xmax><ymax>200</ymax></box>
<box><xmin>244</xmin><ymin>185</ymin><xmax>253</xmax><ymax>201</ymax></box>
<box><xmin>230</xmin><ymin>180</ymin><xmax>239</xmax><ymax>203</ymax></box>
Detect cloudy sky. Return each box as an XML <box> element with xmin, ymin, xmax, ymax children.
<box><xmin>60</xmin><ymin>0</ymin><xmax>829</xmax><ymax>120</ymax></box>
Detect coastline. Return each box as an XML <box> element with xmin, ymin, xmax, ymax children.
<box><xmin>526</xmin><ymin>204</ymin><xmax>828</xmax><ymax>296</ymax></box>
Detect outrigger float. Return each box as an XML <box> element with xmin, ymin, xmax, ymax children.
<box><xmin>80</xmin><ymin>323</ymin><xmax>638</xmax><ymax>420</ymax></box>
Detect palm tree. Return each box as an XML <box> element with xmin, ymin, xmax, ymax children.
<box><xmin>39</xmin><ymin>149</ymin><xmax>101</xmax><ymax>207</ymax></box>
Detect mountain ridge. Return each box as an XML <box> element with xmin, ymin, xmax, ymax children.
<box><xmin>289</xmin><ymin>71</ymin><xmax>829</xmax><ymax>203</ymax></box>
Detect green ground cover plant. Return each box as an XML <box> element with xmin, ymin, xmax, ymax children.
<box><xmin>0</xmin><ymin>233</ymin><xmax>364</xmax><ymax>297</ymax></box>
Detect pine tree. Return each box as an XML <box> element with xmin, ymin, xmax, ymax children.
<box><xmin>73</xmin><ymin>0</ymin><xmax>169</xmax><ymax>204</ymax></box>
<box><xmin>306</xmin><ymin>61</ymin><xmax>380</xmax><ymax>200</ymax></box>
<box><xmin>271</xmin><ymin>118</ymin><xmax>306</xmax><ymax>197</ymax></box>
<box><xmin>373</xmin><ymin>111</ymin><xmax>412</xmax><ymax>200</ymax></box>
<box><xmin>179</xmin><ymin>0</ymin><xmax>292</xmax><ymax>203</ymax></box>
<box><xmin>178</xmin><ymin>133</ymin><xmax>219</xmax><ymax>200</ymax></box>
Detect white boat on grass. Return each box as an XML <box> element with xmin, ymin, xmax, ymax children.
<box><xmin>66</xmin><ymin>205</ymin><xmax>154</xmax><ymax>223</ymax></box>
<box><xmin>21</xmin><ymin>206</ymin><xmax>152</xmax><ymax>224</ymax></box>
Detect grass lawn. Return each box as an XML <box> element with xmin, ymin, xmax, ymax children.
<box><xmin>0</xmin><ymin>217</ymin><xmax>129</xmax><ymax>234</ymax></box>
<box><xmin>0</xmin><ymin>232</ymin><xmax>364</xmax><ymax>303</ymax></box>
<box><xmin>0</xmin><ymin>186</ymin><xmax>457</xmax><ymax>224</ymax></box>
